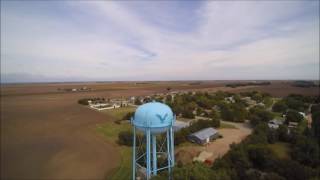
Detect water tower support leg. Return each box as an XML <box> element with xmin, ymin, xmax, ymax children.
<box><xmin>132</xmin><ymin>127</ymin><xmax>136</xmax><ymax>180</ymax></box>
<box><xmin>146</xmin><ymin>129</ymin><xmax>151</xmax><ymax>179</ymax></box>
<box><xmin>170</xmin><ymin>127</ymin><xmax>174</xmax><ymax>167</ymax></box>
<box><xmin>167</xmin><ymin>130</ymin><xmax>171</xmax><ymax>174</ymax></box>
<box><xmin>152</xmin><ymin>135</ymin><xmax>157</xmax><ymax>175</ymax></box>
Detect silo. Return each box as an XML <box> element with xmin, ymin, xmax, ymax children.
<box><xmin>131</xmin><ymin>101</ymin><xmax>175</xmax><ymax>180</ymax></box>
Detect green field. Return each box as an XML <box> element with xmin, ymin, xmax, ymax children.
<box><xmin>267</xmin><ymin>142</ymin><xmax>290</xmax><ymax>159</ymax></box>
<box><xmin>106</xmin><ymin>147</ymin><xmax>132</xmax><ymax>180</ymax></box>
<box><xmin>97</xmin><ymin>122</ymin><xmax>132</xmax><ymax>180</ymax></box>
<box><xmin>97</xmin><ymin>107</ymin><xmax>135</xmax><ymax>180</ymax></box>
<box><xmin>101</xmin><ymin>106</ymin><xmax>136</xmax><ymax>120</ymax></box>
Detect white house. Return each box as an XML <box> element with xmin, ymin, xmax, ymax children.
<box><xmin>268</xmin><ymin>119</ymin><xmax>284</xmax><ymax>129</ymax></box>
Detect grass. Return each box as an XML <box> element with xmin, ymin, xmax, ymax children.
<box><xmin>267</xmin><ymin>142</ymin><xmax>290</xmax><ymax>159</ymax></box>
<box><xmin>97</xmin><ymin>122</ymin><xmax>132</xmax><ymax>180</ymax></box>
<box><xmin>96</xmin><ymin>109</ymin><xmax>134</xmax><ymax>180</ymax></box>
<box><xmin>101</xmin><ymin>106</ymin><xmax>136</xmax><ymax>120</ymax></box>
<box><xmin>297</xmin><ymin>119</ymin><xmax>308</xmax><ymax>133</ymax></box>
<box><xmin>109</xmin><ymin>147</ymin><xmax>132</xmax><ymax>180</ymax></box>
<box><xmin>96</xmin><ymin>121</ymin><xmax>131</xmax><ymax>142</ymax></box>
<box><xmin>272</xmin><ymin>112</ymin><xmax>285</xmax><ymax>120</ymax></box>
<box><xmin>219</xmin><ymin>122</ymin><xmax>237</xmax><ymax>129</ymax></box>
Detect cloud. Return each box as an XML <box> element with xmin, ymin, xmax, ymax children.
<box><xmin>1</xmin><ymin>1</ymin><xmax>318</xmax><ymax>82</ymax></box>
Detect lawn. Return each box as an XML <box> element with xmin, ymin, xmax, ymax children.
<box><xmin>108</xmin><ymin>147</ymin><xmax>132</xmax><ymax>180</ymax></box>
<box><xmin>96</xmin><ymin>121</ymin><xmax>131</xmax><ymax>142</ymax></box>
<box><xmin>96</xmin><ymin>109</ymin><xmax>134</xmax><ymax>180</ymax></box>
<box><xmin>219</xmin><ymin>122</ymin><xmax>237</xmax><ymax>129</ymax></box>
<box><xmin>267</xmin><ymin>142</ymin><xmax>290</xmax><ymax>159</ymax></box>
<box><xmin>101</xmin><ymin>106</ymin><xmax>136</xmax><ymax>120</ymax></box>
<box><xmin>97</xmin><ymin>122</ymin><xmax>132</xmax><ymax>180</ymax></box>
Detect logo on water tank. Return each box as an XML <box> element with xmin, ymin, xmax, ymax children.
<box><xmin>156</xmin><ymin>113</ymin><xmax>168</xmax><ymax>124</ymax></box>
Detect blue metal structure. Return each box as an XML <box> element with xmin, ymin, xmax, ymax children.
<box><xmin>131</xmin><ymin>102</ymin><xmax>175</xmax><ymax>180</ymax></box>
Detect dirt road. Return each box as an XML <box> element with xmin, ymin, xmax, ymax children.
<box><xmin>206</xmin><ymin>121</ymin><xmax>252</xmax><ymax>161</ymax></box>
<box><xmin>176</xmin><ymin>121</ymin><xmax>252</xmax><ymax>163</ymax></box>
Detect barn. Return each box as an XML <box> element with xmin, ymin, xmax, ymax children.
<box><xmin>187</xmin><ymin>127</ymin><xmax>220</xmax><ymax>145</ymax></box>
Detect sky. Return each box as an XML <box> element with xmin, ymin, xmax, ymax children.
<box><xmin>1</xmin><ymin>1</ymin><xmax>319</xmax><ymax>82</ymax></box>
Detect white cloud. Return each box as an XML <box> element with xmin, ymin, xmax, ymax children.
<box><xmin>1</xmin><ymin>1</ymin><xmax>318</xmax><ymax>82</ymax></box>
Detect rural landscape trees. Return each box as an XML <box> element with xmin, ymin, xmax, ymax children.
<box><xmin>151</xmin><ymin>92</ymin><xmax>320</xmax><ymax>180</ymax></box>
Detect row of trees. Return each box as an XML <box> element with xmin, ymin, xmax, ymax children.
<box><xmin>272</xmin><ymin>94</ymin><xmax>314</xmax><ymax>113</ymax></box>
<box><xmin>153</xmin><ymin>94</ymin><xmax>319</xmax><ymax>180</ymax></box>
<box><xmin>77</xmin><ymin>97</ymin><xmax>106</xmax><ymax>105</ymax></box>
<box><xmin>154</xmin><ymin>122</ymin><xmax>319</xmax><ymax>180</ymax></box>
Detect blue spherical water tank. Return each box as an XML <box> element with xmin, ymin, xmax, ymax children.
<box><xmin>133</xmin><ymin>102</ymin><xmax>174</xmax><ymax>133</ymax></box>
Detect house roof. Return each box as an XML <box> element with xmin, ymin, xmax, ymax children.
<box><xmin>269</xmin><ymin>119</ymin><xmax>284</xmax><ymax>125</ymax></box>
<box><xmin>189</xmin><ymin>127</ymin><xmax>218</xmax><ymax>140</ymax></box>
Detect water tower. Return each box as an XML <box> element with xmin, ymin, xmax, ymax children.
<box><xmin>131</xmin><ymin>102</ymin><xmax>175</xmax><ymax>180</ymax></box>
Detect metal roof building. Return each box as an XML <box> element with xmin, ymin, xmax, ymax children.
<box><xmin>187</xmin><ymin>127</ymin><xmax>220</xmax><ymax>145</ymax></box>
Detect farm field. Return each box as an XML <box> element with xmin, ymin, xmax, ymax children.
<box><xmin>1</xmin><ymin>81</ymin><xmax>318</xmax><ymax>180</ymax></box>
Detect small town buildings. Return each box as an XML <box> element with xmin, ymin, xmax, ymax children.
<box><xmin>268</xmin><ymin>119</ymin><xmax>284</xmax><ymax>129</ymax></box>
<box><xmin>224</xmin><ymin>96</ymin><xmax>235</xmax><ymax>103</ymax></box>
<box><xmin>288</xmin><ymin>122</ymin><xmax>299</xmax><ymax>129</ymax></box>
<box><xmin>299</xmin><ymin>112</ymin><xmax>306</xmax><ymax>118</ymax></box>
<box><xmin>89</xmin><ymin>103</ymin><xmax>120</xmax><ymax>111</ymax></box>
<box><xmin>242</xmin><ymin>97</ymin><xmax>256</xmax><ymax>106</ymax></box>
<box><xmin>188</xmin><ymin>127</ymin><xmax>220</xmax><ymax>145</ymax></box>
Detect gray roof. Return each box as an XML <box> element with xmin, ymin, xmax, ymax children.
<box><xmin>189</xmin><ymin>127</ymin><xmax>218</xmax><ymax>140</ymax></box>
<box><xmin>269</xmin><ymin>119</ymin><xmax>284</xmax><ymax>125</ymax></box>
<box><xmin>173</xmin><ymin>120</ymin><xmax>189</xmax><ymax>131</ymax></box>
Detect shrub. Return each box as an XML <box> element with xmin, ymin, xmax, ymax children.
<box><xmin>78</xmin><ymin>98</ymin><xmax>90</xmax><ymax>105</ymax></box>
<box><xmin>118</xmin><ymin>131</ymin><xmax>133</xmax><ymax>146</ymax></box>
<box><xmin>285</xmin><ymin>110</ymin><xmax>304</xmax><ymax>123</ymax></box>
<box><xmin>122</xmin><ymin>112</ymin><xmax>134</xmax><ymax>120</ymax></box>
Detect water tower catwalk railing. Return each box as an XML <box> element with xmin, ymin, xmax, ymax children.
<box><xmin>131</xmin><ymin>102</ymin><xmax>175</xmax><ymax>180</ymax></box>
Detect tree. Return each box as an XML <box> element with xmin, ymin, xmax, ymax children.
<box><xmin>272</xmin><ymin>100</ymin><xmax>288</xmax><ymax>113</ymax></box>
<box><xmin>181</xmin><ymin>109</ymin><xmax>195</xmax><ymax>119</ymax></box>
<box><xmin>311</xmin><ymin>104</ymin><xmax>320</xmax><ymax>143</ymax></box>
<box><xmin>279</xmin><ymin>94</ymin><xmax>311</xmax><ymax>113</ymax></box>
<box><xmin>277</xmin><ymin>125</ymin><xmax>290</xmax><ymax>142</ymax></box>
<box><xmin>134</xmin><ymin>97</ymin><xmax>142</xmax><ymax>105</ymax></box>
<box><xmin>247</xmin><ymin>144</ymin><xmax>275</xmax><ymax>170</ymax></box>
<box><xmin>291</xmin><ymin>135</ymin><xmax>320</xmax><ymax>167</ymax></box>
<box><xmin>118</xmin><ymin>131</ymin><xmax>133</xmax><ymax>146</ymax></box>
<box><xmin>273</xmin><ymin>159</ymin><xmax>318</xmax><ymax>180</ymax></box>
<box><xmin>248</xmin><ymin>107</ymin><xmax>274</xmax><ymax>126</ymax></box>
<box><xmin>166</xmin><ymin>95</ymin><xmax>172</xmax><ymax>103</ymax></box>
<box><xmin>78</xmin><ymin>98</ymin><xmax>90</xmax><ymax>105</ymax></box>
<box><xmin>285</xmin><ymin>110</ymin><xmax>304</xmax><ymax>123</ymax></box>
<box><xmin>122</xmin><ymin>112</ymin><xmax>134</xmax><ymax>120</ymax></box>
<box><xmin>263</xmin><ymin>97</ymin><xmax>273</xmax><ymax>108</ymax></box>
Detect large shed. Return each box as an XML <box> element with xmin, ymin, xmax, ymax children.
<box><xmin>188</xmin><ymin>127</ymin><xmax>220</xmax><ymax>145</ymax></box>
